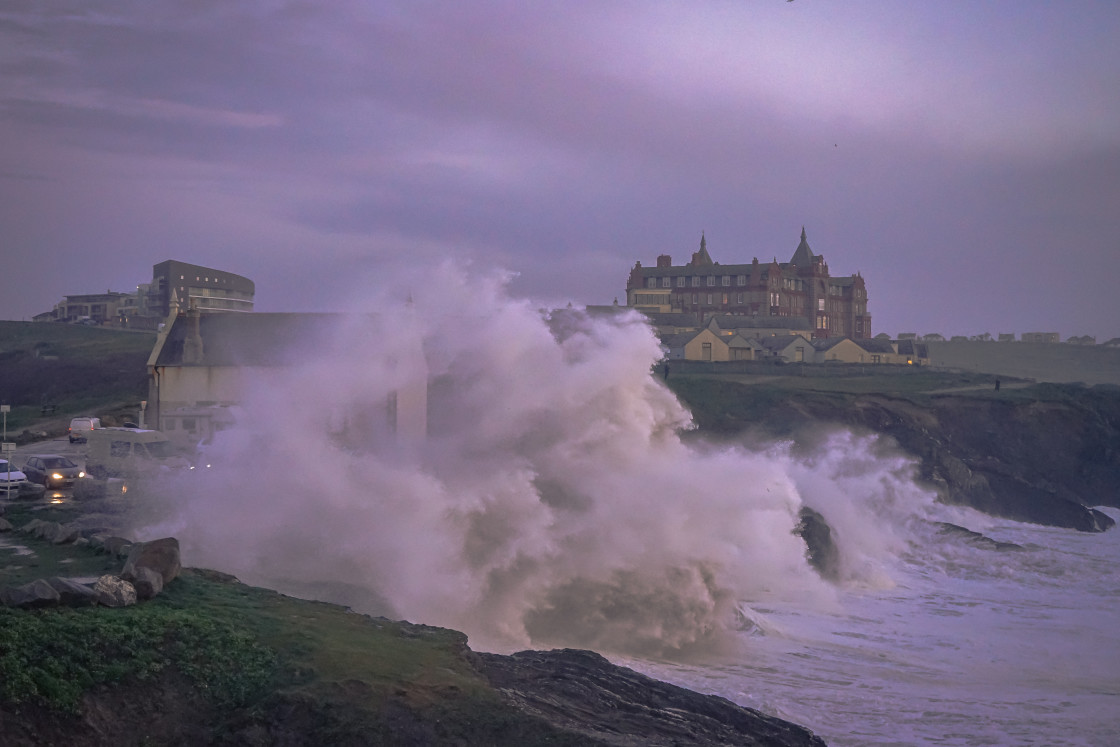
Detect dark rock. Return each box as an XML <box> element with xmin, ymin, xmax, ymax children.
<box><xmin>477</xmin><ymin>648</ymin><xmax>828</xmax><ymax>746</ymax></box>
<box><xmin>45</xmin><ymin>576</ymin><xmax>99</xmax><ymax>606</ymax></box>
<box><xmin>794</xmin><ymin>507</ymin><xmax>840</xmax><ymax>580</ymax></box>
<box><xmin>0</xmin><ymin>516</ymin><xmax>12</xmax><ymax>532</ymax></box>
<box><xmin>1</xmin><ymin>578</ymin><xmax>61</xmax><ymax>609</ymax></box>
<box><xmin>122</xmin><ymin>537</ymin><xmax>181</xmax><ymax>585</ymax></box>
<box><xmin>129</xmin><ymin>566</ymin><xmax>164</xmax><ymax>600</ymax></box>
<box><xmin>935</xmin><ymin>522</ymin><xmax>1023</xmax><ymax>551</ymax></box>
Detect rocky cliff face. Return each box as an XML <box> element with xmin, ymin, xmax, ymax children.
<box><xmin>677</xmin><ymin>381</ymin><xmax>1120</xmax><ymax>532</ymax></box>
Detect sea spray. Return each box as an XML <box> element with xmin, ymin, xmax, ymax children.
<box><xmin>144</xmin><ymin>262</ymin><xmax>939</xmax><ymax>655</ymax></box>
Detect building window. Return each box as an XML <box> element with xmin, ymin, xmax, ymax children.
<box><xmin>704</xmin><ymin>276</ymin><xmax>713</xmax><ymax>287</ymax></box>
<box><xmin>706</xmin><ymin>293</ymin><xmax>714</xmax><ymax>305</ymax></box>
<box><xmin>795</xmin><ymin>347</ymin><xmax>805</xmax><ymax>362</ymax></box>
<box><xmin>818</xmin><ymin>298</ymin><xmax>825</xmax><ymax>311</ymax></box>
<box><xmin>722</xmin><ymin>276</ymin><xmax>730</xmax><ymax>286</ymax></box>
<box><xmin>692</xmin><ymin>276</ymin><xmax>700</xmax><ymax>287</ymax></box>
<box><xmin>647</xmin><ymin>278</ymin><xmax>657</xmax><ymax>289</ymax></box>
<box><xmin>661</xmin><ymin>277</ymin><xmax>671</xmax><ymax>288</ymax></box>
<box><xmin>676</xmin><ymin>276</ymin><xmax>686</xmax><ymax>287</ymax></box>
<box><xmin>692</xmin><ymin>294</ymin><xmax>698</xmax><ymax>304</ymax></box>
<box><xmin>738</xmin><ymin>275</ymin><xmax>746</xmax><ymax>286</ymax></box>
<box><xmin>737</xmin><ymin>293</ymin><xmax>744</xmax><ymax>304</ymax></box>
<box><xmin>702</xmin><ymin>342</ymin><xmax>712</xmax><ymax>361</ymax></box>
<box><xmin>722</xmin><ymin>294</ymin><xmax>728</xmax><ymax>305</ymax></box>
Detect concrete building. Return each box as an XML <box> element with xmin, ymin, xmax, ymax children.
<box><xmin>35</xmin><ymin>260</ymin><xmax>254</xmax><ymax>329</ymax></box>
<box><xmin>625</xmin><ymin>229</ymin><xmax>871</xmax><ymax>339</ymax></box>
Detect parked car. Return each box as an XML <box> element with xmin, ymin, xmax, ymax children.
<box><xmin>21</xmin><ymin>454</ymin><xmax>86</xmax><ymax>489</ymax></box>
<box><xmin>0</xmin><ymin>459</ymin><xmax>29</xmax><ymax>497</ymax></box>
<box><xmin>69</xmin><ymin>417</ymin><xmax>102</xmax><ymax>443</ymax></box>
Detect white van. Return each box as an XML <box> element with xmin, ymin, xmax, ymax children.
<box><xmin>85</xmin><ymin>428</ymin><xmax>188</xmax><ymax>479</ymax></box>
<box><xmin>69</xmin><ymin>417</ymin><xmax>102</xmax><ymax>443</ymax></box>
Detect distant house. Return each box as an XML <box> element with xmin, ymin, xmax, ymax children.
<box><xmin>1021</xmin><ymin>332</ymin><xmax>1060</xmax><ymax>344</ymax></box>
<box><xmin>728</xmin><ymin>334</ymin><xmax>764</xmax><ymax>361</ymax></box>
<box><xmin>756</xmin><ymin>334</ymin><xmax>815</xmax><ymax>363</ymax></box>
<box><xmin>854</xmin><ymin>337</ymin><xmax>903</xmax><ymax>364</ymax></box>
<box><xmin>811</xmin><ymin>337</ymin><xmax>869</xmax><ymax>363</ymax></box>
<box><xmin>147</xmin><ymin>309</ymin><xmax>427</xmax><ymax>448</ymax></box>
<box><xmin>683</xmin><ymin>328</ymin><xmax>731</xmax><ymax>362</ymax></box>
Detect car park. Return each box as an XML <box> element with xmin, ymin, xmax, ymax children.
<box><xmin>68</xmin><ymin>417</ymin><xmax>102</xmax><ymax>443</ymax></box>
<box><xmin>0</xmin><ymin>459</ymin><xmax>30</xmax><ymax>498</ymax></box>
<box><xmin>21</xmin><ymin>454</ymin><xmax>86</xmax><ymax>489</ymax></box>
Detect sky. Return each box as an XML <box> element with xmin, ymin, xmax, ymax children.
<box><xmin>2</xmin><ymin>1</ymin><xmax>1118</xmax><ymax>340</ymax></box>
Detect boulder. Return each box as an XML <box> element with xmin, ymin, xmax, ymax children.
<box><xmin>46</xmin><ymin>576</ymin><xmax>99</xmax><ymax>607</ymax></box>
<box><xmin>18</xmin><ymin>518</ymin><xmax>46</xmax><ymax>535</ymax></box>
<box><xmin>51</xmin><ymin>523</ymin><xmax>82</xmax><ymax>545</ymax></box>
<box><xmin>94</xmin><ymin>575</ymin><xmax>137</xmax><ymax>607</ymax></box>
<box><xmin>0</xmin><ymin>517</ymin><xmax>12</xmax><ymax>532</ymax></box>
<box><xmin>100</xmin><ymin>536</ymin><xmax>134</xmax><ymax>558</ymax></box>
<box><xmin>1</xmin><ymin>579</ymin><xmax>61</xmax><ymax>609</ymax></box>
<box><xmin>128</xmin><ymin>566</ymin><xmax>164</xmax><ymax>600</ymax></box>
<box><xmin>122</xmin><ymin>537</ymin><xmax>181</xmax><ymax>586</ymax></box>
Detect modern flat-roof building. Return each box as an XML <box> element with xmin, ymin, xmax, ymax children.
<box><xmin>149</xmin><ymin>260</ymin><xmax>255</xmax><ymax>318</ymax></box>
<box><xmin>625</xmin><ymin>229</ymin><xmax>871</xmax><ymax>339</ymax></box>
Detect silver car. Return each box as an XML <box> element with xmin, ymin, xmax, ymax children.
<box><xmin>0</xmin><ymin>459</ymin><xmax>29</xmax><ymax>497</ymax></box>
<box><xmin>22</xmin><ymin>454</ymin><xmax>86</xmax><ymax>489</ymax></box>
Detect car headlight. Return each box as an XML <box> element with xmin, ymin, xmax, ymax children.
<box><xmin>78</xmin><ymin>471</ymin><xmax>86</xmax><ymax>478</ymax></box>
<box><xmin>51</xmin><ymin>472</ymin><xmax>64</xmax><ymax>480</ymax></box>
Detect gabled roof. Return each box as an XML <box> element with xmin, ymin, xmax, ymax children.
<box><xmin>151</xmin><ymin>312</ymin><xmax>356</xmax><ymax>367</ymax></box>
<box><xmin>810</xmin><ymin>337</ymin><xmax>854</xmax><ymax>352</ymax></box>
<box><xmin>728</xmin><ymin>334</ymin><xmax>762</xmax><ymax>349</ymax></box>
<box><xmin>854</xmin><ymin>337</ymin><xmax>896</xmax><ymax>354</ymax></box>
<box><xmin>756</xmin><ymin>334</ymin><xmax>812</xmax><ymax>352</ymax></box>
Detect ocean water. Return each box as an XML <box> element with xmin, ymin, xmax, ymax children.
<box><xmin>626</xmin><ymin>507</ymin><xmax>1120</xmax><ymax>746</ymax></box>
<box><xmin>138</xmin><ymin>268</ymin><xmax>1120</xmax><ymax>747</ymax></box>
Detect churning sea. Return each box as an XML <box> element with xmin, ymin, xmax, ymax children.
<box><xmin>626</xmin><ymin>506</ymin><xmax>1120</xmax><ymax>747</ymax></box>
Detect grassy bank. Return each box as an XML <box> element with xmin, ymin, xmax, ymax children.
<box><xmin>0</xmin><ymin>321</ymin><xmax>155</xmax><ymax>437</ymax></box>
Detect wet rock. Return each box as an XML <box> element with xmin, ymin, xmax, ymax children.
<box><xmin>936</xmin><ymin>522</ymin><xmax>1023</xmax><ymax>551</ymax></box>
<box><xmin>477</xmin><ymin>648</ymin><xmax>828</xmax><ymax>746</ymax></box>
<box><xmin>794</xmin><ymin>507</ymin><xmax>840</xmax><ymax>580</ymax></box>
<box><xmin>0</xmin><ymin>516</ymin><xmax>12</xmax><ymax>532</ymax></box>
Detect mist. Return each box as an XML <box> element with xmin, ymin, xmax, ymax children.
<box><xmin>143</xmin><ymin>262</ymin><xmax>939</xmax><ymax>656</ymax></box>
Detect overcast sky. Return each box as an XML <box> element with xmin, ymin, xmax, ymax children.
<box><xmin>2</xmin><ymin>1</ymin><xmax>1118</xmax><ymax>340</ymax></box>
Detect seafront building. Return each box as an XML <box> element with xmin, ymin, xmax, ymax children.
<box><xmin>625</xmin><ymin>229</ymin><xmax>871</xmax><ymax>340</ymax></box>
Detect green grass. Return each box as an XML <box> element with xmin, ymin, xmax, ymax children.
<box><xmin>0</xmin><ymin>321</ymin><xmax>155</xmax><ymax>433</ymax></box>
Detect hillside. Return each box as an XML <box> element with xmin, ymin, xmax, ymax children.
<box><xmin>0</xmin><ymin>321</ymin><xmax>155</xmax><ymax>438</ymax></box>
<box><xmin>667</xmin><ymin>361</ymin><xmax>1120</xmax><ymax>532</ymax></box>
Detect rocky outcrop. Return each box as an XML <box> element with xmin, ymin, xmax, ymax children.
<box><xmin>476</xmin><ymin>648</ymin><xmax>827</xmax><ymax>746</ymax></box>
<box><xmin>678</xmin><ymin>381</ymin><xmax>1120</xmax><ymax>532</ymax></box>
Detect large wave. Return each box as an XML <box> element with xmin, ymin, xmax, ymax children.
<box><xmin>145</xmin><ymin>263</ymin><xmax>939</xmax><ymax>655</ymax></box>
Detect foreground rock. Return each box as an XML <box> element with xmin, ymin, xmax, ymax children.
<box><xmin>477</xmin><ymin>648</ymin><xmax>826</xmax><ymax>746</ymax></box>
